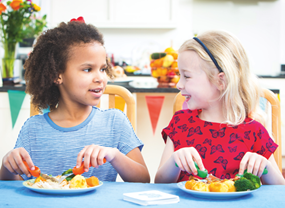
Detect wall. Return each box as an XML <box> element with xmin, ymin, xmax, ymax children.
<box><xmin>36</xmin><ymin>0</ymin><xmax>284</xmax><ymax>75</ymax></box>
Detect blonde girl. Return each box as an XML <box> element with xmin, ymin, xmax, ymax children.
<box><xmin>155</xmin><ymin>30</ymin><xmax>285</xmax><ymax>185</ymax></box>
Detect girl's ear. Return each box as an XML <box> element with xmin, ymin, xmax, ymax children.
<box><xmin>217</xmin><ymin>72</ymin><xmax>226</xmax><ymax>91</ymax></box>
<box><xmin>54</xmin><ymin>74</ymin><xmax>63</xmax><ymax>85</ymax></box>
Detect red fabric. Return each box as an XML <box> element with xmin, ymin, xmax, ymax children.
<box><xmin>70</xmin><ymin>16</ymin><xmax>85</xmax><ymax>23</ymax></box>
<box><xmin>162</xmin><ymin>109</ymin><xmax>278</xmax><ymax>182</ymax></box>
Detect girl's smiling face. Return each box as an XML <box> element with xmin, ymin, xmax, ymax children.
<box><xmin>57</xmin><ymin>41</ymin><xmax>108</xmax><ymax>108</ymax></box>
<box><xmin>176</xmin><ymin>50</ymin><xmax>221</xmax><ymax>111</ymax></box>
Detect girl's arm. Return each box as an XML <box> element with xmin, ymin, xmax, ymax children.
<box><xmin>155</xmin><ymin>137</ymin><xmax>204</xmax><ymax>183</ymax></box>
<box><xmin>260</xmin><ymin>155</ymin><xmax>285</xmax><ymax>185</ymax></box>
<box><xmin>110</xmin><ymin>147</ymin><xmax>150</xmax><ymax>183</ymax></box>
<box><xmin>155</xmin><ymin>137</ymin><xmax>181</xmax><ymax>183</ymax></box>
<box><xmin>76</xmin><ymin>145</ymin><xmax>150</xmax><ymax>183</ymax></box>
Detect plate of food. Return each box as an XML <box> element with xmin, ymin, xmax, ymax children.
<box><xmin>177</xmin><ymin>172</ymin><xmax>261</xmax><ymax>199</ymax></box>
<box><xmin>177</xmin><ymin>181</ymin><xmax>257</xmax><ymax>199</ymax></box>
<box><xmin>23</xmin><ymin>175</ymin><xmax>103</xmax><ymax>195</ymax></box>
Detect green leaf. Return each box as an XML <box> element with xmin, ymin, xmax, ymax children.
<box><xmin>61</xmin><ymin>169</ymin><xmax>73</xmax><ymax>176</ymax></box>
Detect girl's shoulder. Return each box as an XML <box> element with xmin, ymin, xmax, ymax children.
<box><xmin>93</xmin><ymin>106</ymin><xmax>127</xmax><ymax>118</ymax></box>
<box><xmin>174</xmin><ymin>109</ymin><xmax>198</xmax><ymax>117</ymax></box>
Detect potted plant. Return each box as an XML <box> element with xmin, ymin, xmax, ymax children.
<box><xmin>19</xmin><ymin>13</ymin><xmax>47</xmax><ymax>47</ymax></box>
<box><xmin>0</xmin><ymin>0</ymin><xmax>41</xmax><ymax>85</ymax></box>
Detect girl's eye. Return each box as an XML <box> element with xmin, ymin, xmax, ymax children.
<box><xmin>83</xmin><ymin>68</ymin><xmax>92</xmax><ymax>72</ymax></box>
<box><xmin>100</xmin><ymin>67</ymin><xmax>107</xmax><ymax>72</ymax></box>
<box><xmin>184</xmin><ymin>75</ymin><xmax>190</xmax><ymax>79</ymax></box>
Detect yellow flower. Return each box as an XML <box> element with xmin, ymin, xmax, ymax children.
<box><xmin>10</xmin><ymin>0</ymin><xmax>23</xmax><ymax>11</ymax></box>
<box><xmin>32</xmin><ymin>3</ymin><xmax>41</xmax><ymax>11</ymax></box>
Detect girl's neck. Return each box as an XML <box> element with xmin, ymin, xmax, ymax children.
<box><xmin>48</xmin><ymin>100</ymin><xmax>93</xmax><ymax>128</ymax></box>
<box><xmin>198</xmin><ymin>104</ymin><xmax>226</xmax><ymax>123</ymax></box>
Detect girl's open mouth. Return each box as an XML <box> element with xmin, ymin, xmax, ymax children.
<box><xmin>89</xmin><ymin>88</ymin><xmax>103</xmax><ymax>97</ymax></box>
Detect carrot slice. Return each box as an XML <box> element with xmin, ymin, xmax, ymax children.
<box><xmin>72</xmin><ymin>158</ymin><xmax>107</xmax><ymax>175</ymax></box>
<box><xmin>86</xmin><ymin>176</ymin><xmax>99</xmax><ymax>187</ymax></box>
<box><xmin>23</xmin><ymin>161</ymin><xmax>41</xmax><ymax>177</ymax></box>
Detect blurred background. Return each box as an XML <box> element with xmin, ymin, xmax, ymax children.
<box><xmin>0</xmin><ymin>0</ymin><xmax>285</xmax><ymax>182</ymax></box>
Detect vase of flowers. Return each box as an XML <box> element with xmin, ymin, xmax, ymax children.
<box><xmin>0</xmin><ymin>0</ymin><xmax>41</xmax><ymax>85</ymax></box>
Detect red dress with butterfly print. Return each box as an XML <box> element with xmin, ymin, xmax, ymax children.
<box><xmin>162</xmin><ymin>109</ymin><xmax>278</xmax><ymax>182</ymax></box>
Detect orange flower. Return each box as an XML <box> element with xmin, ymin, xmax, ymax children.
<box><xmin>0</xmin><ymin>3</ymin><xmax>7</xmax><ymax>14</ymax></box>
<box><xmin>10</xmin><ymin>0</ymin><xmax>23</xmax><ymax>11</ymax></box>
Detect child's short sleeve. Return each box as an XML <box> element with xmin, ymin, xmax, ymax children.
<box><xmin>161</xmin><ymin>112</ymin><xmax>177</xmax><ymax>143</ymax></box>
<box><xmin>249</xmin><ymin>121</ymin><xmax>278</xmax><ymax>159</ymax></box>
<box><xmin>114</xmin><ymin>110</ymin><xmax>143</xmax><ymax>154</ymax></box>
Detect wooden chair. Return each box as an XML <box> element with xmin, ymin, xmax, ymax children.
<box><xmin>30</xmin><ymin>84</ymin><xmax>136</xmax><ymax>132</ymax></box>
<box><xmin>173</xmin><ymin>88</ymin><xmax>282</xmax><ymax>172</ymax></box>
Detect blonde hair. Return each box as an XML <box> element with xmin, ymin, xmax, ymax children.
<box><xmin>179</xmin><ymin>30</ymin><xmax>263</xmax><ymax>125</ymax></box>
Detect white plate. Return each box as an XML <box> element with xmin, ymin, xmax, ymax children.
<box><xmin>108</xmin><ymin>78</ymin><xmax>133</xmax><ymax>84</ymax></box>
<box><xmin>177</xmin><ymin>181</ymin><xmax>257</xmax><ymax>199</ymax></box>
<box><xmin>23</xmin><ymin>179</ymin><xmax>103</xmax><ymax>195</ymax></box>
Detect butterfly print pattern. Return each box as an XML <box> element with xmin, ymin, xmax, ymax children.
<box><xmin>210</xmin><ymin>144</ymin><xmax>225</xmax><ymax>155</ymax></box>
<box><xmin>232</xmin><ymin>169</ymin><xmax>239</xmax><ymax>175</ymax></box>
<box><xmin>229</xmin><ymin>133</ymin><xmax>243</xmax><ymax>144</ymax></box>
<box><xmin>188</xmin><ymin>116</ymin><xmax>195</xmax><ymax>123</ymax></box>
<box><xmin>228</xmin><ymin>146</ymin><xmax>237</xmax><ymax>153</ymax></box>
<box><xmin>214</xmin><ymin>156</ymin><xmax>228</xmax><ymax>170</ymax></box>
<box><xmin>177</xmin><ymin>124</ymin><xmax>188</xmax><ymax>132</ymax></box>
<box><xmin>266</xmin><ymin>139</ymin><xmax>277</xmax><ymax>153</ymax></box>
<box><xmin>175</xmin><ymin>111</ymin><xmax>185</xmax><ymax>115</ymax></box>
<box><xmin>220</xmin><ymin>173</ymin><xmax>231</xmax><ymax>179</ymax></box>
<box><xmin>173</xmin><ymin>116</ymin><xmax>180</xmax><ymax>124</ymax></box>
<box><xmin>257</xmin><ymin>129</ymin><xmax>264</xmax><ymax>139</ymax></box>
<box><xmin>209</xmin><ymin>127</ymin><xmax>226</xmax><ymax>138</ymax></box>
<box><xmin>161</xmin><ymin>109</ymin><xmax>278</xmax><ymax>182</ymax></box>
<box><xmin>195</xmin><ymin>144</ymin><xmax>207</xmax><ymax>159</ymax></box>
<box><xmin>209</xmin><ymin>168</ymin><xmax>217</xmax><ymax>176</ymax></box>
<box><xmin>173</xmin><ymin>140</ymin><xmax>181</xmax><ymax>148</ymax></box>
<box><xmin>234</xmin><ymin>152</ymin><xmax>245</xmax><ymax>161</ymax></box>
<box><xmin>203</xmin><ymin>138</ymin><xmax>212</xmax><ymax>146</ymax></box>
<box><xmin>253</xmin><ymin>132</ymin><xmax>257</xmax><ymax>142</ymax></box>
<box><xmin>187</xmin><ymin>126</ymin><xmax>202</xmax><ymax>137</ymax></box>
<box><xmin>168</xmin><ymin>128</ymin><xmax>178</xmax><ymax>138</ymax></box>
<box><xmin>244</xmin><ymin>131</ymin><xmax>251</xmax><ymax>140</ymax></box>
<box><xmin>186</xmin><ymin>139</ymin><xmax>195</xmax><ymax>146</ymax></box>
<box><xmin>204</xmin><ymin>121</ymin><xmax>213</xmax><ymax>127</ymax></box>
<box><xmin>257</xmin><ymin>146</ymin><xmax>265</xmax><ymax>155</ymax></box>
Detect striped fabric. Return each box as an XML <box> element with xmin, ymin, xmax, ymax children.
<box><xmin>15</xmin><ymin>107</ymin><xmax>143</xmax><ymax>181</ymax></box>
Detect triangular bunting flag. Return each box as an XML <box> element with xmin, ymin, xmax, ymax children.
<box><xmin>145</xmin><ymin>96</ymin><xmax>165</xmax><ymax>135</ymax></box>
<box><xmin>8</xmin><ymin>90</ymin><xmax>26</xmax><ymax>128</ymax></box>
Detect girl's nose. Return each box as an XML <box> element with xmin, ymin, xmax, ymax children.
<box><xmin>93</xmin><ymin>71</ymin><xmax>103</xmax><ymax>83</ymax></box>
<box><xmin>176</xmin><ymin>78</ymin><xmax>183</xmax><ymax>91</ymax></box>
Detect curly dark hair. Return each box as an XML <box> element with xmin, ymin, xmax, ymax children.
<box><xmin>24</xmin><ymin>21</ymin><xmax>113</xmax><ymax>112</ymax></box>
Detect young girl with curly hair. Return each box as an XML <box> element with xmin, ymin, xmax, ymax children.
<box><xmin>155</xmin><ymin>30</ymin><xmax>285</xmax><ymax>185</ymax></box>
<box><xmin>0</xmin><ymin>17</ymin><xmax>150</xmax><ymax>183</ymax></box>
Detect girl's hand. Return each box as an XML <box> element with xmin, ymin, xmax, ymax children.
<box><xmin>172</xmin><ymin>147</ymin><xmax>204</xmax><ymax>175</ymax></box>
<box><xmin>2</xmin><ymin>147</ymin><xmax>34</xmax><ymax>177</ymax></box>
<box><xmin>238</xmin><ymin>152</ymin><xmax>268</xmax><ymax>177</ymax></box>
<box><xmin>76</xmin><ymin>144</ymin><xmax>118</xmax><ymax>172</ymax></box>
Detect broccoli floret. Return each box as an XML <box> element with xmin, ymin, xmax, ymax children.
<box><xmin>243</xmin><ymin>172</ymin><xmax>261</xmax><ymax>189</ymax></box>
<box><xmin>234</xmin><ymin>177</ymin><xmax>255</xmax><ymax>192</ymax></box>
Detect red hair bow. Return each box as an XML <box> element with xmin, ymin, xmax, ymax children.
<box><xmin>70</xmin><ymin>16</ymin><xmax>85</xmax><ymax>23</ymax></box>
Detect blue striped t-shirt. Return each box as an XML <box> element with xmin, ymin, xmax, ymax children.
<box><xmin>14</xmin><ymin>107</ymin><xmax>143</xmax><ymax>181</ymax></box>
